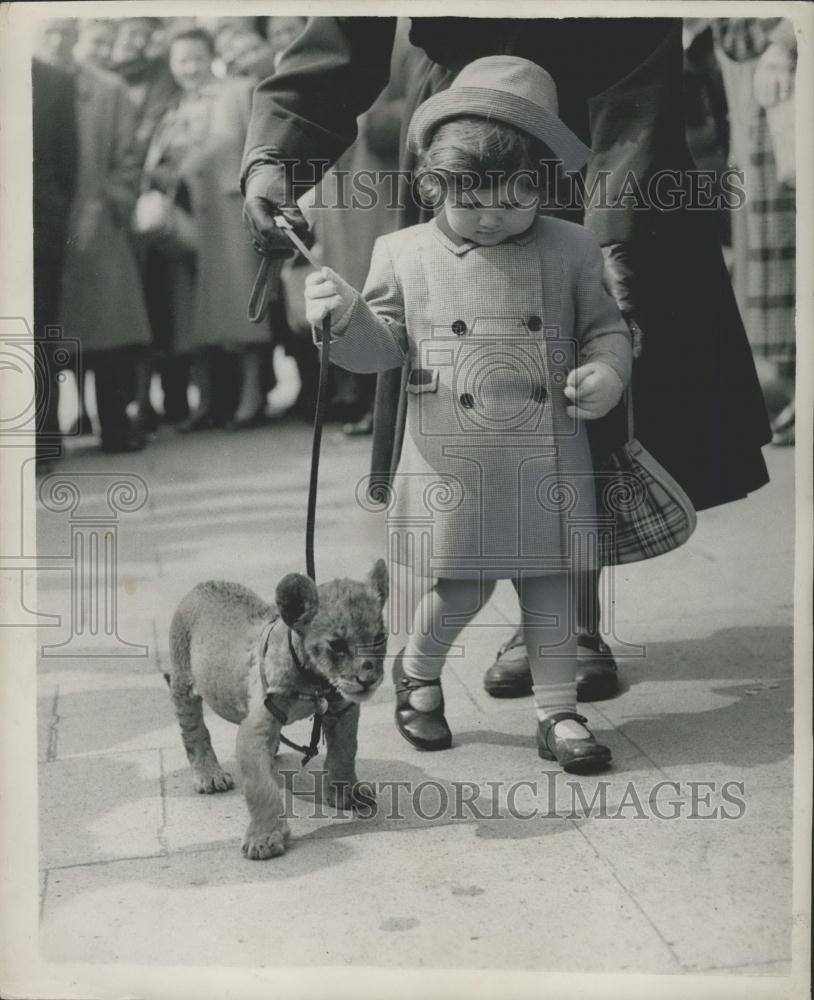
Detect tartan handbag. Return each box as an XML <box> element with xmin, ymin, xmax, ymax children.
<box><xmin>595</xmin><ymin>389</ymin><xmax>697</xmax><ymax>565</ymax></box>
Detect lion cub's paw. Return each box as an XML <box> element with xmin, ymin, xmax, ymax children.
<box><xmin>241</xmin><ymin>822</ymin><xmax>291</xmax><ymax>860</ymax></box>
<box><xmin>327</xmin><ymin>780</ymin><xmax>377</xmax><ymax>815</ymax></box>
<box><xmin>193</xmin><ymin>766</ymin><xmax>235</xmax><ymax>794</ymax></box>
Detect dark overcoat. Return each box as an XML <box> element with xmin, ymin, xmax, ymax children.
<box><xmin>242</xmin><ymin>16</ymin><xmax>771</xmax><ymax>511</ymax></box>
<box><xmin>60</xmin><ymin>63</ymin><xmax>152</xmax><ymax>353</ymax></box>
<box><xmin>32</xmin><ymin>58</ymin><xmax>77</xmax><ymax>333</ymax></box>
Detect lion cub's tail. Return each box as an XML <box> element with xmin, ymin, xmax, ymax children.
<box><xmin>166</xmin><ymin>604</ymin><xmax>192</xmax><ymax>689</ymax></box>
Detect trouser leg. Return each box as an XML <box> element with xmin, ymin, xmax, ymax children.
<box><xmin>92</xmin><ymin>349</ymin><xmax>133</xmax><ymax>445</ymax></box>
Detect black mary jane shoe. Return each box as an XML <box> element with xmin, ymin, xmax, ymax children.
<box><xmin>537</xmin><ymin>711</ymin><xmax>612</xmax><ymax>774</ymax></box>
<box><xmin>393</xmin><ymin>653</ymin><xmax>452</xmax><ymax>751</ymax></box>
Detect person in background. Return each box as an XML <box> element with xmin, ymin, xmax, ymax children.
<box><xmin>32</xmin><ymin>44</ymin><xmax>78</xmax><ymax>471</ymax></box>
<box><xmin>228</xmin><ymin>27</ymin><xmax>275</xmax><ymax>78</ymax></box>
<box><xmin>48</xmin><ymin>18</ymin><xmax>152</xmax><ymax>453</ymax></box>
<box><xmin>209</xmin><ymin>19</ymin><xmax>266</xmax><ymax>78</ymax></box>
<box><xmin>72</xmin><ymin>17</ymin><xmax>115</xmax><ymax>70</ymax></box>
<box><xmin>713</xmin><ymin>18</ymin><xmax>796</xmax><ymax>446</ymax></box>
<box><xmin>180</xmin><ymin>74</ymin><xmax>279</xmax><ymax>429</ymax></box>
<box><xmin>141</xmin><ymin>26</ymin><xmax>238</xmax><ymax>431</ymax></box>
<box><xmin>55</xmin><ymin>18</ymin><xmax>118</xmax><ymax>438</ymax></box>
<box><xmin>111</xmin><ymin>18</ymin><xmax>180</xmax><ymax>164</ymax></box>
<box><xmin>211</xmin><ymin>21</ymin><xmax>244</xmax><ymax>78</ymax></box>
<box><xmin>110</xmin><ymin>16</ymin><xmax>181</xmax><ymax>434</ymax></box>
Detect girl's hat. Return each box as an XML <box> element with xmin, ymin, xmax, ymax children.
<box><xmin>406</xmin><ymin>55</ymin><xmax>591</xmax><ymax>174</ymax></box>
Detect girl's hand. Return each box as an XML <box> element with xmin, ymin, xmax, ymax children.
<box><xmin>304</xmin><ymin>266</ymin><xmax>357</xmax><ymax>329</ymax></box>
<box><xmin>565</xmin><ymin>362</ymin><xmax>624</xmax><ymax>420</ymax></box>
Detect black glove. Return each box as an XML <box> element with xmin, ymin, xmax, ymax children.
<box><xmin>242</xmin><ymin>162</ymin><xmax>314</xmax><ymax>259</ymax></box>
<box><xmin>601</xmin><ymin>242</ymin><xmax>644</xmax><ymax>359</ymax></box>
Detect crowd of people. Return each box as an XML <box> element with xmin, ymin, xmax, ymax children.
<box><xmin>32</xmin><ymin>16</ymin><xmax>796</xmax><ymax>466</ymax></box>
<box><xmin>32</xmin><ymin>14</ymin><xmax>401</xmax><ymax>463</ymax></box>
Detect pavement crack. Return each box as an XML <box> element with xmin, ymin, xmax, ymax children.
<box><xmin>39</xmin><ymin>869</ymin><xmax>49</xmax><ymax>922</ymax></box>
<box><xmin>157</xmin><ymin>747</ymin><xmax>169</xmax><ymax>855</ymax></box>
<box><xmin>590</xmin><ymin>702</ymin><xmax>673</xmax><ymax>782</ymax></box>
<box><xmin>570</xmin><ymin>818</ymin><xmax>685</xmax><ymax>970</ymax></box>
<box><xmin>152</xmin><ymin>618</ymin><xmax>163</xmax><ymax>673</ymax></box>
<box><xmin>46</xmin><ymin>685</ymin><xmax>60</xmax><ymax>762</ymax></box>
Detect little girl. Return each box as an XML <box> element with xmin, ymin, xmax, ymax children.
<box><xmin>304</xmin><ymin>56</ymin><xmax>632</xmax><ymax>773</ymax></box>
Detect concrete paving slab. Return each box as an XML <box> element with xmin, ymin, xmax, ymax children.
<box><xmin>589</xmin><ymin>676</ymin><xmax>793</xmax><ymax>775</ymax></box>
<box><xmin>573</xmin><ymin>784</ymin><xmax>793</xmax><ymax>972</ymax></box>
<box><xmin>54</xmin><ymin>688</ymin><xmax>235</xmax><ymax>759</ymax></box>
<box><xmin>41</xmin><ymin>822</ymin><xmax>681</xmax><ymax>971</ymax></box>
<box><xmin>37</xmin><ymin>667</ymin><xmax>166</xmax><ymax>695</ymax></box>
<box><xmin>39</xmin><ymin>750</ymin><xmax>164</xmax><ymax>868</ymax></box>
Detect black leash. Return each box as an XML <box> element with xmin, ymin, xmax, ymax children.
<box><xmin>249</xmin><ymin>220</ymin><xmax>341</xmax><ymax>763</ymax></box>
<box><xmin>248</xmin><ymin>214</ymin><xmax>330</xmax><ymax>582</ymax></box>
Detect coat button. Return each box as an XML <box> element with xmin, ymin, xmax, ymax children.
<box><xmin>459</xmin><ymin>392</ymin><xmax>474</xmax><ymax>409</ymax></box>
<box><xmin>530</xmin><ymin>384</ymin><xmax>547</xmax><ymax>404</ymax></box>
<box><xmin>451</xmin><ymin>320</ymin><xmax>467</xmax><ymax>336</ymax></box>
<box><xmin>527</xmin><ymin>315</ymin><xmax>543</xmax><ymax>332</ymax></box>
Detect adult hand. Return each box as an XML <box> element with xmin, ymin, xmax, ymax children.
<box><xmin>304</xmin><ymin>267</ymin><xmax>357</xmax><ymax>330</ymax></box>
<box><xmin>753</xmin><ymin>42</ymin><xmax>794</xmax><ymax>108</ymax></box>
<box><xmin>243</xmin><ymin>162</ymin><xmax>312</xmax><ymax>258</ymax></box>
<box><xmin>565</xmin><ymin>362</ymin><xmax>624</xmax><ymax>420</ymax></box>
<box><xmin>601</xmin><ymin>242</ymin><xmax>644</xmax><ymax>359</ymax></box>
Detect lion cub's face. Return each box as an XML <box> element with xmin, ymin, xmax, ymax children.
<box><xmin>302</xmin><ymin>578</ymin><xmax>386</xmax><ymax>702</ymax></box>
<box><xmin>276</xmin><ymin>561</ymin><xmax>389</xmax><ymax>704</ymax></box>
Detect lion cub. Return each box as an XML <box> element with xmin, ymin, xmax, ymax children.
<box><xmin>167</xmin><ymin>561</ymin><xmax>387</xmax><ymax>859</ymax></box>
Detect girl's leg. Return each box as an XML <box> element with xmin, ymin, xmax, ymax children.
<box><xmin>518</xmin><ymin>572</ymin><xmax>579</xmax><ymax>723</ymax></box>
<box><xmin>519</xmin><ymin>573</ymin><xmax>611</xmax><ymax>768</ymax></box>
<box><xmin>402</xmin><ymin>576</ymin><xmax>496</xmax><ymax>711</ymax></box>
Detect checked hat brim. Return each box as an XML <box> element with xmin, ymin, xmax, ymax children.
<box><xmin>406</xmin><ymin>86</ymin><xmax>591</xmax><ymax>174</ymax></box>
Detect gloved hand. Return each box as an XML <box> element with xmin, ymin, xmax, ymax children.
<box><xmin>601</xmin><ymin>242</ymin><xmax>644</xmax><ymax>359</ymax></box>
<box><xmin>243</xmin><ymin>162</ymin><xmax>313</xmax><ymax>258</ymax></box>
<box><xmin>565</xmin><ymin>361</ymin><xmax>624</xmax><ymax>420</ymax></box>
<box><xmin>304</xmin><ymin>266</ymin><xmax>357</xmax><ymax>331</ymax></box>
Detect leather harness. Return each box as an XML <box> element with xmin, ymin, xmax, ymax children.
<box><xmin>257</xmin><ymin>617</ymin><xmax>353</xmax><ymax>766</ymax></box>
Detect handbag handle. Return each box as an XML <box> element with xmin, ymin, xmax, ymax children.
<box><xmin>625</xmin><ymin>384</ymin><xmax>635</xmax><ymax>444</ymax></box>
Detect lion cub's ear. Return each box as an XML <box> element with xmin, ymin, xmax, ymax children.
<box><xmin>275</xmin><ymin>573</ymin><xmax>319</xmax><ymax>630</ymax></box>
<box><xmin>367</xmin><ymin>558</ymin><xmax>389</xmax><ymax>607</ymax></box>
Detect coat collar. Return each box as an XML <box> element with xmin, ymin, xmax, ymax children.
<box><xmin>432</xmin><ymin>211</ymin><xmax>539</xmax><ymax>256</ymax></box>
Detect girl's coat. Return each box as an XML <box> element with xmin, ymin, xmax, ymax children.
<box><xmin>327</xmin><ymin>214</ymin><xmax>632</xmax><ymax>579</ymax></box>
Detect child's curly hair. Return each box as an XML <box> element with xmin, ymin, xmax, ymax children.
<box><xmin>415</xmin><ymin>116</ymin><xmax>556</xmax><ymax>206</ymax></box>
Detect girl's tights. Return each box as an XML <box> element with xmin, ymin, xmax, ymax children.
<box><xmin>402</xmin><ymin>574</ymin><xmax>579</xmax><ymax>724</ymax></box>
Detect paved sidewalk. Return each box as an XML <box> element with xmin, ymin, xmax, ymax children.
<box><xmin>35</xmin><ymin>417</ymin><xmax>797</xmax><ymax>979</ymax></box>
